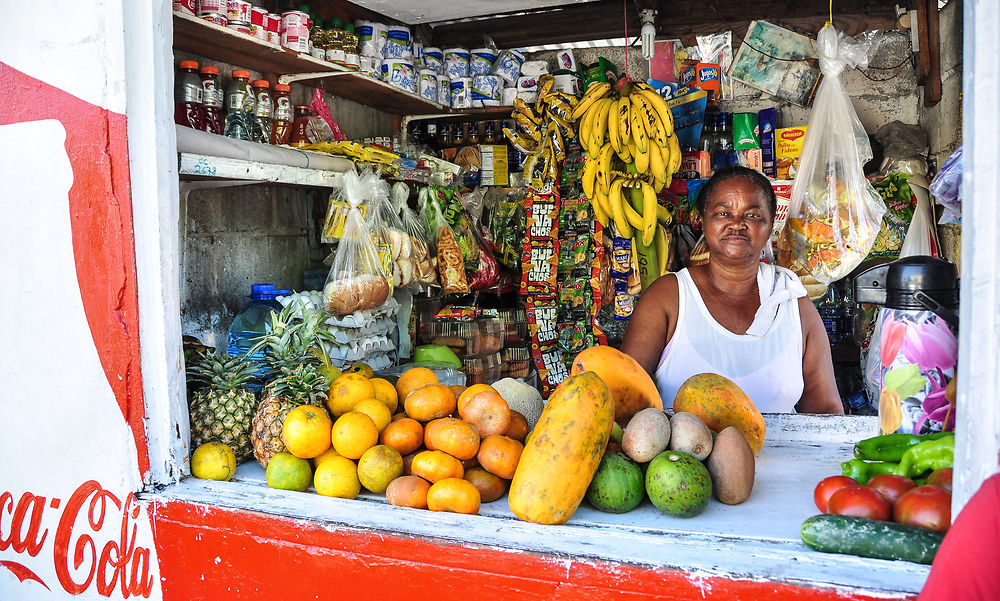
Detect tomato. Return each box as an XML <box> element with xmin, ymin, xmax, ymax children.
<box><xmin>827</xmin><ymin>485</ymin><xmax>891</xmax><ymax>520</ymax></box>
<box><xmin>894</xmin><ymin>485</ymin><xmax>951</xmax><ymax>532</ymax></box>
<box><xmin>867</xmin><ymin>474</ymin><xmax>916</xmax><ymax>506</ymax></box>
<box><xmin>926</xmin><ymin>468</ymin><xmax>953</xmax><ymax>492</ymax></box>
<box><xmin>814</xmin><ymin>475</ymin><xmax>858</xmax><ymax>513</ymax></box>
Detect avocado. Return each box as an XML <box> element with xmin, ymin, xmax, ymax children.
<box><xmin>645</xmin><ymin>450</ymin><xmax>712</xmax><ymax>518</ymax></box>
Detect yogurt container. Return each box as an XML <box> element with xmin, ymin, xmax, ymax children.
<box><xmin>383</xmin><ymin>60</ymin><xmax>416</xmax><ymax>93</ymax></box>
<box><xmin>492</xmin><ymin>49</ymin><xmax>525</xmax><ymax>85</ymax></box>
<box><xmin>422</xmin><ymin>47</ymin><xmax>444</xmax><ymax>74</ymax></box>
<box><xmin>450</xmin><ymin>77</ymin><xmax>472</xmax><ymax>109</ymax></box>
<box><xmin>173</xmin><ymin>0</ymin><xmax>196</xmax><ymax>15</ymax></box>
<box><xmin>383</xmin><ymin>25</ymin><xmax>412</xmax><ymax>58</ymax></box>
<box><xmin>471</xmin><ymin>75</ymin><xmax>501</xmax><ymax>102</ymax></box>
<box><xmin>197</xmin><ymin>0</ymin><xmax>225</xmax><ymax>16</ymax></box>
<box><xmin>418</xmin><ymin>70</ymin><xmax>439</xmax><ymax>102</ymax></box>
<box><xmin>470</xmin><ymin>48</ymin><xmax>497</xmax><ymax>75</ymax></box>
<box><xmin>444</xmin><ymin>47</ymin><xmax>470</xmax><ymax>79</ymax></box>
<box><xmin>225</xmin><ymin>0</ymin><xmax>251</xmax><ymax>23</ymax></box>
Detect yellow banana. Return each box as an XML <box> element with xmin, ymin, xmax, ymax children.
<box><xmin>654</xmin><ymin>223</ymin><xmax>670</xmax><ymax>276</ymax></box>
<box><xmin>656</xmin><ymin>204</ymin><xmax>673</xmax><ymax>225</ymax></box>
<box><xmin>632</xmin><ymin>93</ymin><xmax>667</xmax><ymax>148</ymax></box>
<box><xmin>571</xmin><ymin>81</ymin><xmax>611</xmax><ymax>120</ymax></box>
<box><xmin>632</xmin><ymin>139</ymin><xmax>649</xmax><ymax>174</ymax></box>
<box><xmin>667</xmin><ymin>133</ymin><xmax>682</xmax><ymax>175</ymax></box>
<box><xmin>640</xmin><ymin>180</ymin><xmax>657</xmax><ymax>246</ymax></box>
<box><xmin>591</xmin><ymin>98</ymin><xmax>613</xmax><ymax>156</ymax></box>
<box><xmin>590</xmin><ymin>187</ymin><xmax>610</xmax><ymax>227</ymax></box>
<box><xmin>607</xmin><ymin>98</ymin><xmax>622</xmax><ymax>155</ymax></box>
<box><xmin>582</xmin><ymin>157</ymin><xmax>598</xmax><ymax>199</ymax></box>
<box><xmin>622</xmin><ymin>195</ymin><xmax>645</xmax><ymax>229</ymax></box>
<box><xmin>597</xmin><ymin>142</ymin><xmax>614</xmax><ymax>194</ymax></box>
<box><xmin>616</xmin><ymin>137</ymin><xmax>632</xmax><ymax>163</ymax></box>
<box><xmin>635</xmin><ymin>88</ymin><xmax>674</xmax><ymax>138</ymax></box>
<box><xmin>608</xmin><ymin>178</ymin><xmax>632</xmax><ymax>238</ymax></box>
<box><xmin>592</xmin><ymin>184</ymin><xmax>612</xmax><ymax>227</ymax></box>
<box><xmin>617</xmin><ymin>95</ymin><xmax>631</xmax><ymax>149</ymax></box>
<box><xmin>648</xmin><ymin>137</ymin><xmax>668</xmax><ymax>184</ymax></box>
<box><xmin>580</xmin><ymin>102</ymin><xmax>601</xmax><ymax>159</ymax></box>
<box><xmin>653</xmin><ymin>177</ymin><xmax>665</xmax><ymax>193</ymax></box>
<box><xmin>630</xmin><ymin>99</ymin><xmax>648</xmax><ymax>154</ymax></box>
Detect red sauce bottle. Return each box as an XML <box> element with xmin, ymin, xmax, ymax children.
<box><xmin>289</xmin><ymin>105</ymin><xmax>313</xmax><ymax>147</ymax></box>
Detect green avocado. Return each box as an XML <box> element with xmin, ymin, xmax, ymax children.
<box><xmin>645</xmin><ymin>450</ymin><xmax>712</xmax><ymax>518</ymax></box>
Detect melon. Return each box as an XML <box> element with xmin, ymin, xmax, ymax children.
<box><xmin>586</xmin><ymin>450</ymin><xmax>645</xmax><ymax>513</ymax></box>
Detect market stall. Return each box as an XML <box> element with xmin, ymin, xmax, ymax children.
<box><xmin>2</xmin><ymin>1</ymin><xmax>997</xmax><ymax>600</ymax></box>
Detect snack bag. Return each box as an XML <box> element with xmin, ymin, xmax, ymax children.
<box><xmin>394</xmin><ymin>182</ymin><xmax>437</xmax><ymax>287</ymax></box>
<box><xmin>786</xmin><ymin>26</ymin><xmax>887</xmax><ymax>284</ymax></box>
<box><xmin>323</xmin><ymin>169</ymin><xmax>391</xmax><ymax>315</ymax></box>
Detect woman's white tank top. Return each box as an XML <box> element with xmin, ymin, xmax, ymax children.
<box><xmin>654</xmin><ymin>266</ymin><xmax>805</xmax><ymax>413</ymax></box>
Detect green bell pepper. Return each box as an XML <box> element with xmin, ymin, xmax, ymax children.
<box><xmin>841</xmin><ymin>458</ymin><xmax>900</xmax><ymax>485</ymax></box>
<box><xmin>894</xmin><ymin>435</ymin><xmax>955</xmax><ymax>479</ymax></box>
<box><xmin>853</xmin><ymin>431</ymin><xmax>954</xmax><ymax>463</ymax></box>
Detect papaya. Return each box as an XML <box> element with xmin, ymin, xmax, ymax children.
<box><xmin>672</xmin><ymin>373</ymin><xmax>766</xmax><ymax>455</ymax></box>
<box><xmin>569</xmin><ymin>345</ymin><xmax>663</xmax><ymax>426</ymax></box>
<box><xmin>508</xmin><ymin>372</ymin><xmax>615</xmax><ymax>525</ymax></box>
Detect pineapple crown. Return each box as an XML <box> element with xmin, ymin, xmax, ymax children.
<box><xmin>270</xmin><ymin>363</ymin><xmax>330</xmax><ymax>406</ymax></box>
<box><xmin>186</xmin><ymin>352</ymin><xmax>258</xmax><ymax>390</ymax></box>
<box><xmin>246</xmin><ymin>300</ymin><xmax>338</xmax><ymax>377</ymax></box>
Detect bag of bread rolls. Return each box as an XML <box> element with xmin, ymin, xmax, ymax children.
<box><xmin>392</xmin><ymin>181</ymin><xmax>436</xmax><ymax>289</ymax></box>
<box><xmin>323</xmin><ymin>169</ymin><xmax>391</xmax><ymax>315</ymax></box>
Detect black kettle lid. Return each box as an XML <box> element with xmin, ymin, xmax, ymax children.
<box><xmin>854</xmin><ymin>256</ymin><xmax>959</xmax><ymax>312</ymax></box>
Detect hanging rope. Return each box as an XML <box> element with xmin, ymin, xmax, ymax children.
<box><xmin>623</xmin><ymin>0</ymin><xmax>630</xmax><ymax>80</ymax></box>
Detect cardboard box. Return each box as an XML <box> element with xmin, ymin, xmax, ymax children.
<box><xmin>776</xmin><ymin>126</ymin><xmax>807</xmax><ymax>179</ymax></box>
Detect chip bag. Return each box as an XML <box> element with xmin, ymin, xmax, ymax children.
<box><xmin>786</xmin><ymin>26</ymin><xmax>887</xmax><ymax>284</ymax></box>
<box><xmin>323</xmin><ymin>169</ymin><xmax>391</xmax><ymax>315</ymax></box>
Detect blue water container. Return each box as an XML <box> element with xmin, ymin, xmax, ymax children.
<box><xmin>226</xmin><ymin>283</ymin><xmax>289</xmax><ymax>390</ymax></box>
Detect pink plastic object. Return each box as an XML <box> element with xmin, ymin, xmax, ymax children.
<box><xmin>309</xmin><ymin>88</ymin><xmax>347</xmax><ymax>141</ymax></box>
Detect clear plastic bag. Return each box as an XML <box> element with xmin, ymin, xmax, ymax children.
<box><xmin>396</xmin><ymin>186</ymin><xmax>437</xmax><ymax>287</ymax></box>
<box><xmin>930</xmin><ymin>145</ymin><xmax>962</xmax><ymax>224</ymax></box>
<box><xmin>364</xmin><ymin>175</ymin><xmax>402</xmax><ymax>291</ymax></box>
<box><xmin>387</xmin><ymin>181</ymin><xmax>433</xmax><ymax>288</ymax></box>
<box><xmin>787</xmin><ymin>26</ymin><xmax>888</xmax><ymax>284</ymax></box>
<box><xmin>323</xmin><ymin>169</ymin><xmax>391</xmax><ymax>315</ymax></box>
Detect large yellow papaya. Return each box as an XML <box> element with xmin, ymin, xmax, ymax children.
<box><xmin>508</xmin><ymin>372</ymin><xmax>614</xmax><ymax>525</ymax></box>
<box><xmin>570</xmin><ymin>345</ymin><xmax>663</xmax><ymax>426</ymax></box>
<box><xmin>672</xmin><ymin>373</ymin><xmax>766</xmax><ymax>455</ymax></box>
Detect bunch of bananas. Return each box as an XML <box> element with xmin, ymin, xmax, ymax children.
<box><xmin>574</xmin><ymin>79</ymin><xmax>680</xmax><ymax>287</ymax></box>
<box><xmin>502</xmin><ymin>74</ymin><xmax>578</xmax><ymax>191</ymax></box>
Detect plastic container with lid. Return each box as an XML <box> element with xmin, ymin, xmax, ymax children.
<box><xmin>174</xmin><ymin>60</ymin><xmax>205</xmax><ymax>130</ymax></box>
<box><xmin>501</xmin><ymin>345</ymin><xmax>531</xmax><ymax>379</ymax></box>
<box><xmin>270</xmin><ymin>83</ymin><xmax>293</xmax><ymax>144</ymax></box>
<box><xmin>376</xmin><ymin>361</ymin><xmax>466</xmax><ymax>387</ymax></box>
<box><xmin>289</xmin><ymin>105</ymin><xmax>313</xmax><ymax>147</ymax></box>
<box><xmin>198</xmin><ymin>65</ymin><xmax>223</xmax><ymax>135</ymax></box>
<box><xmin>419</xmin><ymin>317</ymin><xmax>502</xmax><ymax>357</ymax></box>
<box><xmin>226</xmin><ymin>283</ymin><xmax>291</xmax><ymax>390</ymax></box>
<box><xmin>223</xmin><ymin>69</ymin><xmax>254</xmax><ymax>140</ymax></box>
<box><xmin>251</xmin><ymin>80</ymin><xmax>273</xmax><ymax>143</ymax></box>
<box><xmin>461</xmin><ymin>353</ymin><xmax>502</xmax><ymax>386</ymax></box>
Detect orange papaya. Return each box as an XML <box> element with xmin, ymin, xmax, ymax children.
<box><xmin>672</xmin><ymin>373</ymin><xmax>766</xmax><ymax>455</ymax></box>
<box><xmin>570</xmin><ymin>345</ymin><xmax>663</xmax><ymax>426</ymax></box>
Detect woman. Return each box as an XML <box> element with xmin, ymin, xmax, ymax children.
<box><xmin>621</xmin><ymin>166</ymin><xmax>843</xmax><ymax>414</ymax></box>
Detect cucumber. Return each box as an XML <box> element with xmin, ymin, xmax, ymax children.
<box><xmin>800</xmin><ymin>514</ymin><xmax>944</xmax><ymax>565</ymax></box>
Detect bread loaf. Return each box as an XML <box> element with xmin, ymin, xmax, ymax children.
<box><xmin>323</xmin><ymin>273</ymin><xmax>390</xmax><ymax>315</ymax></box>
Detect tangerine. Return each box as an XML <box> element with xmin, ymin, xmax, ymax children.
<box><xmin>281</xmin><ymin>405</ymin><xmax>333</xmax><ymax>459</ymax></box>
<box><xmin>314</xmin><ymin>455</ymin><xmax>360</xmax><ymax>499</ymax></box>
<box><xmin>357</xmin><ymin>445</ymin><xmax>404</xmax><ymax>493</ymax></box>
<box><xmin>424</xmin><ymin>417</ymin><xmax>480</xmax><ymax>460</ymax></box>
<box><xmin>327</xmin><ymin>373</ymin><xmax>376</xmax><ymax>417</ymax></box>
<box><xmin>386</xmin><ymin>475</ymin><xmax>431</xmax><ymax>509</ymax></box>
<box><xmin>477</xmin><ymin>435</ymin><xmax>523</xmax><ymax>479</ymax></box>
<box><xmin>427</xmin><ymin>478</ymin><xmax>481</xmax><ymax>514</ymax></box>
<box><xmin>352</xmin><ymin>398</ymin><xmax>393</xmax><ymax>432</ymax></box>
<box><xmin>464</xmin><ymin>467</ymin><xmax>508</xmax><ymax>503</ymax></box>
<box><xmin>396</xmin><ymin>367</ymin><xmax>438</xmax><ymax>401</ymax></box>
<box><xmin>505</xmin><ymin>410</ymin><xmax>529</xmax><ymax>442</ymax></box>
<box><xmin>380</xmin><ymin>417</ymin><xmax>424</xmax><ymax>456</ymax></box>
<box><xmin>404</xmin><ymin>384</ymin><xmax>458</xmax><ymax>422</ymax></box>
<box><xmin>410</xmin><ymin>450</ymin><xmax>464</xmax><ymax>483</ymax></box>
<box><xmin>458</xmin><ymin>386</ymin><xmax>511</xmax><ymax>438</ymax></box>
<box><xmin>331</xmin><ymin>411</ymin><xmax>379</xmax><ymax>459</ymax></box>
<box><xmin>265</xmin><ymin>452</ymin><xmax>312</xmax><ymax>492</ymax></box>
<box><xmin>370</xmin><ymin>378</ymin><xmax>399</xmax><ymax>414</ymax></box>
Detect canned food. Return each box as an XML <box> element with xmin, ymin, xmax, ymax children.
<box><xmin>281</xmin><ymin>31</ymin><xmax>310</xmax><ymax>53</ymax></box>
<box><xmin>249</xmin><ymin>7</ymin><xmax>266</xmax><ymax>26</ymax></box>
<box><xmin>226</xmin><ymin>0</ymin><xmax>250</xmax><ymax>22</ymax></box>
<box><xmin>197</xmin><ymin>0</ymin><xmax>225</xmax><ymax>16</ymax></box>
<box><xmin>281</xmin><ymin>10</ymin><xmax>310</xmax><ymax>31</ymax></box>
<box><xmin>201</xmin><ymin>13</ymin><xmax>227</xmax><ymax>27</ymax></box>
<box><xmin>173</xmin><ymin>0</ymin><xmax>196</xmax><ymax>15</ymax></box>
<box><xmin>249</xmin><ymin>24</ymin><xmax>267</xmax><ymax>41</ymax></box>
<box><xmin>226</xmin><ymin>21</ymin><xmax>251</xmax><ymax>35</ymax></box>
<box><xmin>266</xmin><ymin>30</ymin><xmax>280</xmax><ymax>45</ymax></box>
<box><xmin>266</xmin><ymin>13</ymin><xmax>281</xmax><ymax>33</ymax></box>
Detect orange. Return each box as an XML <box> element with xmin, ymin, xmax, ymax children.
<box><xmin>410</xmin><ymin>450</ymin><xmax>464</xmax><ymax>483</ymax></box>
<box><xmin>396</xmin><ymin>367</ymin><xmax>438</xmax><ymax>401</ymax></box>
<box><xmin>265</xmin><ymin>452</ymin><xmax>312</xmax><ymax>492</ymax></box>
<box><xmin>352</xmin><ymin>398</ymin><xmax>392</xmax><ymax>432</ymax></box>
<box><xmin>331</xmin><ymin>411</ymin><xmax>379</xmax><ymax>459</ymax></box>
<box><xmin>327</xmin><ymin>373</ymin><xmax>376</xmax><ymax>417</ymax></box>
<box><xmin>281</xmin><ymin>405</ymin><xmax>333</xmax><ymax>459</ymax></box>
<box><xmin>505</xmin><ymin>410</ymin><xmax>529</xmax><ymax>442</ymax></box>
<box><xmin>385</xmin><ymin>475</ymin><xmax>431</xmax><ymax>509</ymax></box>
<box><xmin>404</xmin><ymin>384</ymin><xmax>458</xmax><ymax>422</ymax></box>
<box><xmin>424</xmin><ymin>417</ymin><xmax>480</xmax><ymax>460</ymax></box>
<box><xmin>426</xmin><ymin>478</ymin><xmax>481</xmax><ymax>514</ymax></box>
<box><xmin>458</xmin><ymin>386</ymin><xmax>511</xmax><ymax>438</ymax></box>
<box><xmin>370</xmin><ymin>378</ymin><xmax>399</xmax><ymax>413</ymax></box>
<box><xmin>312</xmin><ymin>446</ymin><xmax>341</xmax><ymax>470</ymax></box>
<box><xmin>346</xmin><ymin>362</ymin><xmax>375</xmax><ymax>379</ymax></box>
<box><xmin>314</xmin><ymin>455</ymin><xmax>360</xmax><ymax>499</ymax></box>
<box><xmin>477</xmin><ymin>435</ymin><xmax>523</xmax><ymax>479</ymax></box>
<box><xmin>357</xmin><ymin>445</ymin><xmax>404</xmax><ymax>493</ymax></box>
<box><xmin>380</xmin><ymin>417</ymin><xmax>424</xmax><ymax>456</ymax></box>
<box><xmin>464</xmin><ymin>467</ymin><xmax>508</xmax><ymax>503</ymax></box>
<box><xmin>401</xmin><ymin>451</ymin><xmax>418</xmax><ymax>476</ymax></box>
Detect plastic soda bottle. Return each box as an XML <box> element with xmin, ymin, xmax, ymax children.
<box><xmin>175</xmin><ymin>60</ymin><xmax>205</xmax><ymax>130</ymax></box>
<box><xmin>251</xmin><ymin>80</ymin><xmax>273</xmax><ymax>144</ymax></box>
<box><xmin>199</xmin><ymin>65</ymin><xmax>224</xmax><ymax>135</ymax></box>
<box><xmin>223</xmin><ymin>69</ymin><xmax>255</xmax><ymax>140</ymax></box>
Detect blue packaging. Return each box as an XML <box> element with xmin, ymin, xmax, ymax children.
<box><xmin>759</xmin><ymin>107</ymin><xmax>777</xmax><ymax>179</ymax></box>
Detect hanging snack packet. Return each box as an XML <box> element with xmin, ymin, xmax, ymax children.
<box><xmin>323</xmin><ymin>169</ymin><xmax>391</xmax><ymax>315</ymax></box>
<box><xmin>787</xmin><ymin>26</ymin><xmax>887</xmax><ymax>284</ymax></box>
<box><xmin>437</xmin><ymin>227</ymin><xmax>470</xmax><ymax>294</ymax></box>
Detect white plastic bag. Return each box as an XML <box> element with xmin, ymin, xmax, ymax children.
<box><xmin>787</xmin><ymin>26</ymin><xmax>888</xmax><ymax>284</ymax></box>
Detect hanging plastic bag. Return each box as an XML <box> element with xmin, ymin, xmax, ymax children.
<box><xmin>929</xmin><ymin>145</ymin><xmax>962</xmax><ymax>224</ymax></box>
<box><xmin>390</xmin><ymin>181</ymin><xmax>436</xmax><ymax>288</ymax></box>
<box><xmin>323</xmin><ymin>169</ymin><xmax>391</xmax><ymax>315</ymax></box>
<box><xmin>786</xmin><ymin>26</ymin><xmax>888</xmax><ymax>284</ymax></box>
<box><xmin>364</xmin><ymin>175</ymin><xmax>404</xmax><ymax>290</ymax></box>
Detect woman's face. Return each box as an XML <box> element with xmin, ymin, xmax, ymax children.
<box><xmin>702</xmin><ymin>178</ymin><xmax>774</xmax><ymax>262</ymax></box>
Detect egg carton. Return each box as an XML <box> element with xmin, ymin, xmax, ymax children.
<box><xmin>328</xmin><ymin>351</ymin><xmax>395</xmax><ymax>372</ymax></box>
<box><xmin>321</xmin><ymin>334</ymin><xmax>395</xmax><ymax>363</ymax></box>
<box><xmin>327</xmin><ymin>315</ymin><xmax>396</xmax><ymax>344</ymax></box>
<box><xmin>278</xmin><ymin>290</ymin><xmax>400</xmax><ymax>331</ymax></box>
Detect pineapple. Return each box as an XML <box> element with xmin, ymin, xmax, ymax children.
<box><xmin>247</xmin><ymin>302</ymin><xmax>336</xmax><ymax>467</ymax></box>
<box><xmin>186</xmin><ymin>352</ymin><xmax>258</xmax><ymax>461</ymax></box>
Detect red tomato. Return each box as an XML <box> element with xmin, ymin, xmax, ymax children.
<box><xmin>814</xmin><ymin>475</ymin><xmax>858</xmax><ymax>513</ymax></box>
<box><xmin>867</xmin><ymin>474</ymin><xmax>916</xmax><ymax>506</ymax></box>
<box><xmin>894</xmin><ymin>485</ymin><xmax>951</xmax><ymax>532</ymax></box>
<box><xmin>926</xmin><ymin>468</ymin><xmax>953</xmax><ymax>492</ymax></box>
<box><xmin>827</xmin><ymin>485</ymin><xmax>891</xmax><ymax>520</ymax></box>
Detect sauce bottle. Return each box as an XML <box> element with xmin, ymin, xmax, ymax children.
<box><xmin>174</xmin><ymin>60</ymin><xmax>205</xmax><ymax>130</ymax></box>
<box><xmin>289</xmin><ymin>105</ymin><xmax>313</xmax><ymax>147</ymax></box>
<box><xmin>270</xmin><ymin>83</ymin><xmax>294</xmax><ymax>145</ymax></box>
<box><xmin>223</xmin><ymin>69</ymin><xmax>255</xmax><ymax>140</ymax></box>
<box><xmin>251</xmin><ymin>79</ymin><xmax>273</xmax><ymax>144</ymax></box>
<box><xmin>198</xmin><ymin>65</ymin><xmax>223</xmax><ymax>135</ymax></box>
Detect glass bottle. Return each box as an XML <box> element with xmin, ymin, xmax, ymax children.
<box><xmin>198</xmin><ymin>65</ymin><xmax>223</xmax><ymax>135</ymax></box>
<box><xmin>251</xmin><ymin>79</ymin><xmax>273</xmax><ymax>144</ymax></box>
<box><xmin>270</xmin><ymin>83</ymin><xmax>293</xmax><ymax>145</ymax></box>
<box><xmin>223</xmin><ymin>69</ymin><xmax>255</xmax><ymax>140</ymax></box>
<box><xmin>174</xmin><ymin>60</ymin><xmax>205</xmax><ymax>130</ymax></box>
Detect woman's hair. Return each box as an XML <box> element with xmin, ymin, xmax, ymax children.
<box><xmin>696</xmin><ymin>166</ymin><xmax>777</xmax><ymax>220</ymax></box>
